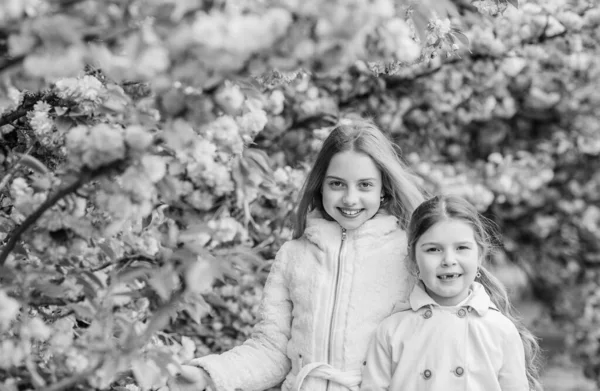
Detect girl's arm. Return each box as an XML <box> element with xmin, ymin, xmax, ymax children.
<box><xmin>360</xmin><ymin>321</ymin><xmax>395</xmax><ymax>391</ymax></box>
<box><xmin>188</xmin><ymin>242</ymin><xmax>294</xmax><ymax>391</ymax></box>
<box><xmin>498</xmin><ymin>323</ymin><xmax>529</xmax><ymax>391</ymax></box>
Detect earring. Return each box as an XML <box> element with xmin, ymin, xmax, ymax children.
<box><xmin>380</xmin><ymin>195</ymin><xmax>385</xmax><ymax>203</ymax></box>
<box><xmin>416</xmin><ymin>270</ymin><xmax>420</xmax><ymax>280</ymax></box>
<box><xmin>476</xmin><ymin>269</ymin><xmax>481</xmax><ymax>279</ymax></box>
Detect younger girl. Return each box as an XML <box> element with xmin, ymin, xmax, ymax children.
<box><xmin>169</xmin><ymin>118</ymin><xmax>425</xmax><ymax>391</ymax></box>
<box><xmin>360</xmin><ymin>195</ymin><xmax>542</xmax><ymax>391</ymax></box>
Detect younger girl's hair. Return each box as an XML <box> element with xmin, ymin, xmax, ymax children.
<box><xmin>406</xmin><ymin>195</ymin><xmax>543</xmax><ymax>391</ymax></box>
<box><xmin>293</xmin><ymin>117</ymin><xmax>425</xmax><ymax>238</ymax></box>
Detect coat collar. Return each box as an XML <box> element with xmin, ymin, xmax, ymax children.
<box><xmin>409</xmin><ymin>281</ymin><xmax>497</xmax><ymax>316</ymax></box>
<box><xmin>303</xmin><ymin>209</ymin><xmax>401</xmax><ymax>248</ymax></box>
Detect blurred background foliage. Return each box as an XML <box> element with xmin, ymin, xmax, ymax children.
<box><xmin>0</xmin><ymin>0</ymin><xmax>599</xmax><ymax>390</ymax></box>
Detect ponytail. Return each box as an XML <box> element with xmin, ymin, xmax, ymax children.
<box><xmin>477</xmin><ymin>266</ymin><xmax>543</xmax><ymax>391</ymax></box>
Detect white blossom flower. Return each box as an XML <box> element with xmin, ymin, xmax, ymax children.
<box><xmin>0</xmin><ymin>340</ymin><xmax>25</xmax><ymax>369</ymax></box>
<box><xmin>208</xmin><ymin>216</ymin><xmax>241</xmax><ymax>244</ymax></box>
<box><xmin>21</xmin><ymin>317</ymin><xmax>51</xmax><ymax>341</ymax></box>
<box><xmin>273</xmin><ymin>167</ymin><xmax>289</xmax><ymax>184</ymax></box>
<box><xmin>185</xmin><ymin>190</ymin><xmax>216</xmax><ymax>211</ymax></box>
<box><xmin>55</xmin><ymin>75</ymin><xmax>104</xmax><ymax>102</ymax></box>
<box><xmin>65</xmin><ymin>349</ymin><xmax>89</xmax><ymax>373</ymax></box>
<box><xmin>10</xmin><ymin>178</ymin><xmax>32</xmax><ymax>200</ymax></box>
<box><xmin>558</xmin><ymin>11</ymin><xmax>584</xmax><ymax>31</ymax></box>
<box><xmin>136</xmin><ymin>46</ymin><xmax>170</xmax><ymax>79</ymax></box>
<box><xmin>24</xmin><ymin>46</ymin><xmax>85</xmax><ymax>80</ymax></box>
<box><xmin>209</xmin><ymin>116</ymin><xmax>244</xmax><ymax>154</ymax></box>
<box><xmin>8</xmin><ymin>87</ymin><xmax>23</xmax><ymax>107</ymax></box>
<box><xmin>0</xmin><ymin>290</ymin><xmax>20</xmax><ymax>332</ymax></box>
<box><xmin>82</xmin><ymin>124</ymin><xmax>126</xmax><ymax>169</ymax></box>
<box><xmin>29</xmin><ymin>101</ymin><xmax>53</xmax><ymax>135</ymax></box>
<box><xmin>141</xmin><ymin>156</ymin><xmax>167</xmax><ymax>183</ymax></box>
<box><xmin>236</xmin><ymin>108</ymin><xmax>268</xmax><ymax>141</ymax></box>
<box><xmin>66</xmin><ymin>125</ymin><xmax>89</xmax><ymax>165</ymax></box>
<box><xmin>215</xmin><ymin>82</ymin><xmax>245</xmax><ymax>113</ymax></box>
<box><xmin>268</xmin><ymin>90</ymin><xmax>286</xmax><ymax>115</ymax></box>
<box><xmin>121</xmin><ymin>167</ymin><xmax>154</xmax><ymax>202</ymax></box>
<box><xmin>191</xmin><ymin>139</ymin><xmax>217</xmax><ymax>162</ymax></box>
<box><xmin>125</xmin><ymin>125</ymin><xmax>154</xmax><ymax>151</ymax></box>
<box><xmin>8</xmin><ymin>33</ymin><xmax>36</xmax><ymax>57</ymax></box>
<box><xmin>202</xmin><ymin>163</ymin><xmax>234</xmax><ymax>196</ymax></box>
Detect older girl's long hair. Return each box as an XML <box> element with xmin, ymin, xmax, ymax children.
<box><xmin>293</xmin><ymin>117</ymin><xmax>425</xmax><ymax>238</ymax></box>
<box><xmin>406</xmin><ymin>195</ymin><xmax>543</xmax><ymax>391</ymax></box>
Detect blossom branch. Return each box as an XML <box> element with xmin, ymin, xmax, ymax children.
<box><xmin>0</xmin><ymin>92</ymin><xmax>47</xmax><ymax>128</ymax></box>
<box><xmin>0</xmin><ymin>161</ymin><xmax>123</xmax><ymax>266</ymax></box>
<box><xmin>44</xmin><ymin>361</ymin><xmax>104</xmax><ymax>391</ymax></box>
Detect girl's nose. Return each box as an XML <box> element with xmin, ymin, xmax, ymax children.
<box><xmin>442</xmin><ymin>252</ymin><xmax>457</xmax><ymax>266</ymax></box>
<box><xmin>342</xmin><ymin>189</ymin><xmax>358</xmax><ymax>205</ymax></box>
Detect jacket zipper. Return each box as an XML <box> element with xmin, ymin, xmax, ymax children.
<box><xmin>326</xmin><ymin>227</ymin><xmax>347</xmax><ymax>391</ymax></box>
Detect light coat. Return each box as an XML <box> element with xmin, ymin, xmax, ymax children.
<box><xmin>360</xmin><ymin>281</ymin><xmax>528</xmax><ymax>391</ymax></box>
<box><xmin>190</xmin><ymin>212</ymin><xmax>413</xmax><ymax>391</ymax></box>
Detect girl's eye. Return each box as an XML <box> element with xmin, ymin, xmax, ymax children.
<box><xmin>329</xmin><ymin>181</ymin><xmax>344</xmax><ymax>188</ymax></box>
<box><xmin>425</xmin><ymin>247</ymin><xmax>441</xmax><ymax>253</ymax></box>
<box><xmin>457</xmin><ymin>246</ymin><xmax>471</xmax><ymax>251</ymax></box>
<box><xmin>359</xmin><ymin>182</ymin><xmax>374</xmax><ymax>189</ymax></box>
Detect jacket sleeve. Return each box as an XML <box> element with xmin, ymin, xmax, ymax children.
<box><xmin>189</xmin><ymin>242</ymin><xmax>294</xmax><ymax>391</ymax></box>
<box><xmin>360</xmin><ymin>320</ymin><xmax>395</xmax><ymax>391</ymax></box>
<box><xmin>498</xmin><ymin>323</ymin><xmax>529</xmax><ymax>391</ymax></box>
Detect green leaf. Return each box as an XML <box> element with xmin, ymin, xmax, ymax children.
<box><xmin>148</xmin><ymin>268</ymin><xmax>177</xmax><ymax>301</ymax></box>
<box><xmin>182</xmin><ymin>298</ymin><xmax>210</xmax><ymax>324</ymax></box>
<box><xmin>450</xmin><ymin>30</ymin><xmax>470</xmax><ymax>48</ymax></box>
<box><xmin>75</xmin><ymin>275</ymin><xmax>99</xmax><ymax>299</ymax></box>
<box><xmin>54</xmin><ymin>115</ymin><xmax>75</xmax><ymax>132</ymax></box>
<box><xmin>131</xmin><ymin>358</ymin><xmax>163</xmax><ymax>391</ymax></box>
<box><xmin>68</xmin><ymin>301</ymin><xmax>97</xmax><ymax>319</ymax></box>
<box><xmin>16</xmin><ymin>154</ymin><xmax>49</xmax><ymax>175</ymax></box>
<box><xmin>97</xmin><ymin>241</ymin><xmax>116</xmax><ymax>261</ymax></box>
<box><xmin>34</xmin><ymin>282</ymin><xmax>71</xmax><ymax>298</ymax></box>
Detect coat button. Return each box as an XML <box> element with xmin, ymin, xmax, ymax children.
<box><xmin>422</xmin><ymin>369</ymin><xmax>432</xmax><ymax>379</ymax></box>
<box><xmin>457</xmin><ymin>308</ymin><xmax>467</xmax><ymax>318</ymax></box>
<box><xmin>454</xmin><ymin>366</ymin><xmax>464</xmax><ymax>376</ymax></box>
<box><xmin>423</xmin><ymin>309</ymin><xmax>433</xmax><ymax>319</ymax></box>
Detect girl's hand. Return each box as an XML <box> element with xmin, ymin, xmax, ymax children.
<box><xmin>167</xmin><ymin>365</ymin><xmax>212</xmax><ymax>391</ymax></box>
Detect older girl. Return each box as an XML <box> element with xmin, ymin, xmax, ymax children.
<box><xmin>168</xmin><ymin>118</ymin><xmax>425</xmax><ymax>391</ymax></box>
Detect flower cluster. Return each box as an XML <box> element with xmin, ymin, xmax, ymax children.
<box><xmin>66</xmin><ymin>123</ymin><xmax>126</xmax><ymax>169</ymax></box>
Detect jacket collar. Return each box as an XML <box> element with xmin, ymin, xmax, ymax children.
<box><xmin>409</xmin><ymin>281</ymin><xmax>497</xmax><ymax>316</ymax></box>
<box><xmin>303</xmin><ymin>209</ymin><xmax>400</xmax><ymax>248</ymax></box>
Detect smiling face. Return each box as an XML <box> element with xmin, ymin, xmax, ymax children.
<box><xmin>321</xmin><ymin>150</ymin><xmax>383</xmax><ymax>231</ymax></box>
<box><xmin>415</xmin><ymin>218</ymin><xmax>481</xmax><ymax>306</ymax></box>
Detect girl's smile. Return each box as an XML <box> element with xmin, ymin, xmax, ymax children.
<box><xmin>321</xmin><ymin>150</ymin><xmax>383</xmax><ymax>231</ymax></box>
<box><xmin>437</xmin><ymin>273</ymin><xmax>462</xmax><ymax>280</ymax></box>
<box><xmin>338</xmin><ymin>208</ymin><xmax>364</xmax><ymax>217</ymax></box>
<box><xmin>415</xmin><ymin>219</ymin><xmax>480</xmax><ymax>306</ymax></box>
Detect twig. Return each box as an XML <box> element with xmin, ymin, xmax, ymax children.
<box><xmin>90</xmin><ymin>254</ymin><xmax>156</xmax><ymax>272</ymax></box>
<box><xmin>0</xmin><ymin>55</ymin><xmax>26</xmax><ymax>74</ymax></box>
<box><xmin>0</xmin><ymin>107</ymin><xmax>29</xmax><ymax>128</ymax></box>
<box><xmin>44</xmin><ymin>361</ymin><xmax>103</xmax><ymax>391</ymax></box>
<box><xmin>0</xmin><ymin>91</ymin><xmax>47</xmax><ymax>128</ymax></box>
<box><xmin>29</xmin><ymin>295</ymin><xmax>85</xmax><ymax>307</ymax></box>
<box><xmin>0</xmin><ymin>146</ymin><xmax>35</xmax><ymax>192</ymax></box>
<box><xmin>0</xmin><ymin>161</ymin><xmax>123</xmax><ymax>266</ymax></box>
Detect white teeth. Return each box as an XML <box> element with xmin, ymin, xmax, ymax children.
<box><xmin>340</xmin><ymin>209</ymin><xmax>361</xmax><ymax>216</ymax></box>
<box><xmin>439</xmin><ymin>274</ymin><xmax>460</xmax><ymax>280</ymax></box>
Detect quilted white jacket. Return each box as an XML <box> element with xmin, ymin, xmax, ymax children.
<box><xmin>191</xmin><ymin>211</ymin><xmax>413</xmax><ymax>391</ymax></box>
